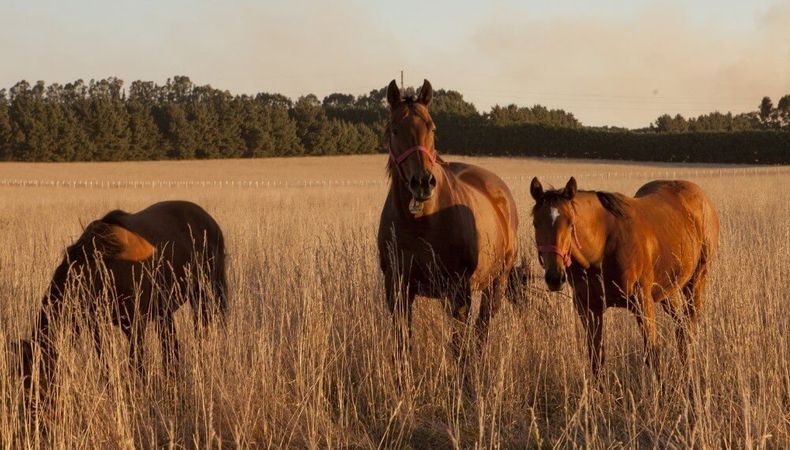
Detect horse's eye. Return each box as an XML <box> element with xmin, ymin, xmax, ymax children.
<box><xmin>391</xmin><ymin>128</ymin><xmax>398</xmax><ymax>136</ymax></box>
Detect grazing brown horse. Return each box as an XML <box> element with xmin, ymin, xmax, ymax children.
<box><xmin>14</xmin><ymin>200</ymin><xmax>227</xmax><ymax>390</ymax></box>
<box><xmin>530</xmin><ymin>177</ymin><xmax>718</xmax><ymax>375</ymax></box>
<box><xmin>377</xmin><ymin>79</ymin><xmax>519</xmax><ymax>357</ymax></box>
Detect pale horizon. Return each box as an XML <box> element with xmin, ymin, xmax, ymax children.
<box><xmin>1</xmin><ymin>0</ymin><xmax>788</xmax><ymax>128</ymax></box>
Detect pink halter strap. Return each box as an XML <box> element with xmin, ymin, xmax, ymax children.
<box><xmin>536</xmin><ymin>225</ymin><xmax>582</xmax><ymax>268</ymax></box>
<box><xmin>389</xmin><ymin>145</ymin><xmax>436</xmax><ymax>181</ymax></box>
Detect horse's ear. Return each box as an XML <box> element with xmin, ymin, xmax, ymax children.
<box><xmin>564</xmin><ymin>177</ymin><xmax>577</xmax><ymax>199</ymax></box>
<box><xmin>417</xmin><ymin>79</ymin><xmax>433</xmax><ymax>106</ymax></box>
<box><xmin>386</xmin><ymin>80</ymin><xmax>401</xmax><ymax>108</ymax></box>
<box><xmin>530</xmin><ymin>177</ymin><xmax>543</xmax><ymax>201</ymax></box>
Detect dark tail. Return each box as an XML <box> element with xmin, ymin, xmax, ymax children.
<box><xmin>192</xmin><ymin>226</ymin><xmax>228</xmax><ymax>330</ymax></box>
<box><xmin>212</xmin><ymin>230</ymin><xmax>229</xmax><ymax>321</ymax></box>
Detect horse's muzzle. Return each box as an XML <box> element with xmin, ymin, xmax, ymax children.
<box><xmin>545</xmin><ymin>271</ymin><xmax>566</xmax><ymax>291</ymax></box>
<box><xmin>409</xmin><ymin>170</ymin><xmax>436</xmax><ymax>202</ymax></box>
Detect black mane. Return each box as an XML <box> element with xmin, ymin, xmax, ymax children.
<box><xmin>595</xmin><ymin>191</ymin><xmax>628</xmax><ymax>217</ymax></box>
<box><xmin>98</xmin><ymin>209</ymin><xmax>128</xmax><ymax>225</ymax></box>
<box><xmin>533</xmin><ymin>188</ymin><xmax>628</xmax><ymax>218</ymax></box>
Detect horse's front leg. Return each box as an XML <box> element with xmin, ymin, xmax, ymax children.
<box><xmin>477</xmin><ymin>274</ymin><xmax>507</xmax><ymax>344</ymax></box>
<box><xmin>574</xmin><ymin>302</ymin><xmax>605</xmax><ymax>377</ymax></box>
<box><xmin>384</xmin><ymin>270</ymin><xmax>415</xmax><ymax>359</ymax></box>
<box><xmin>571</xmin><ymin>271</ymin><xmax>605</xmax><ymax>377</ymax></box>
<box><xmin>629</xmin><ymin>280</ymin><xmax>660</xmax><ymax>376</ymax></box>
<box><xmin>449</xmin><ymin>279</ymin><xmax>473</xmax><ymax>364</ymax></box>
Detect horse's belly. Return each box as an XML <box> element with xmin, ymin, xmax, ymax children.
<box><xmin>380</xmin><ymin>231</ymin><xmax>478</xmax><ymax>298</ymax></box>
<box><xmin>648</xmin><ymin>226</ymin><xmax>703</xmax><ymax>297</ymax></box>
<box><xmin>104</xmin><ymin>259</ymin><xmax>187</xmax><ymax>324</ymax></box>
<box><xmin>650</xmin><ymin>254</ymin><xmax>698</xmax><ymax>298</ymax></box>
<box><xmin>469</xmin><ymin>224</ymin><xmax>510</xmax><ymax>290</ymax></box>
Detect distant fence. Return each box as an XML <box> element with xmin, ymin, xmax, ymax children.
<box><xmin>1</xmin><ymin>166</ymin><xmax>786</xmax><ymax>190</ymax></box>
<box><xmin>0</xmin><ymin>179</ymin><xmax>387</xmax><ymax>189</ymax></box>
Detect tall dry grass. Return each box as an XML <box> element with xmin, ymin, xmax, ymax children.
<box><xmin>0</xmin><ymin>155</ymin><xmax>788</xmax><ymax>448</ymax></box>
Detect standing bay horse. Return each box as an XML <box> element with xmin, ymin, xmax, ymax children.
<box><xmin>14</xmin><ymin>200</ymin><xmax>227</xmax><ymax>390</ymax></box>
<box><xmin>530</xmin><ymin>177</ymin><xmax>719</xmax><ymax>375</ymax></box>
<box><xmin>377</xmin><ymin>79</ymin><xmax>519</xmax><ymax>358</ymax></box>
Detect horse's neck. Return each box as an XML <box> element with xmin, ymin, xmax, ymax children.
<box><xmin>573</xmin><ymin>193</ymin><xmax>618</xmax><ymax>268</ymax></box>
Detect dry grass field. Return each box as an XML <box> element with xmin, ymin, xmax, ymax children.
<box><xmin>0</xmin><ymin>155</ymin><xmax>788</xmax><ymax>448</ymax></box>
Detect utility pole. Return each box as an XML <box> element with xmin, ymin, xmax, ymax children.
<box><xmin>400</xmin><ymin>70</ymin><xmax>404</xmax><ymax>90</ymax></box>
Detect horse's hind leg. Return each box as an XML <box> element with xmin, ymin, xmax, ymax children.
<box><xmin>122</xmin><ymin>318</ymin><xmax>146</xmax><ymax>376</ymax></box>
<box><xmin>189</xmin><ymin>266</ymin><xmax>209</xmax><ymax>333</ymax></box>
<box><xmin>190</xmin><ymin>258</ymin><xmax>227</xmax><ymax>334</ymax></box>
<box><xmin>210</xmin><ymin>255</ymin><xmax>229</xmax><ymax>325</ymax></box>
<box><xmin>676</xmin><ymin>262</ymin><xmax>709</xmax><ymax>361</ymax></box>
<box><xmin>630</xmin><ymin>283</ymin><xmax>660</xmax><ymax>376</ymax></box>
<box><xmin>190</xmin><ymin>294</ymin><xmax>210</xmax><ymax>335</ymax></box>
<box><xmin>684</xmin><ymin>262</ymin><xmax>708</xmax><ymax>329</ymax></box>
<box><xmin>157</xmin><ymin>313</ymin><xmax>180</xmax><ymax>377</ymax></box>
<box><xmin>662</xmin><ymin>297</ymin><xmax>689</xmax><ymax>364</ymax></box>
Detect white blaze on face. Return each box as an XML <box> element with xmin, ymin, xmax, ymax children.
<box><xmin>550</xmin><ymin>207</ymin><xmax>561</xmax><ymax>225</ymax></box>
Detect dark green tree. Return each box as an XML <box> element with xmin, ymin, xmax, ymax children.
<box><xmin>8</xmin><ymin>81</ymin><xmax>56</xmax><ymax>160</ymax></box>
<box><xmin>653</xmin><ymin>113</ymin><xmax>689</xmax><ymax>132</ymax></box>
<box><xmin>291</xmin><ymin>94</ymin><xmax>333</xmax><ymax>154</ymax></box>
<box><xmin>777</xmin><ymin>95</ymin><xmax>790</xmax><ymax>129</ymax></box>
<box><xmin>322</xmin><ymin>93</ymin><xmax>355</xmax><ymax>109</ymax></box>
<box><xmin>158</xmin><ymin>103</ymin><xmax>197</xmax><ymax>159</ymax></box>
<box><xmin>0</xmin><ymin>77</ymin><xmax>785</xmax><ymax>163</ymax></box>
<box><xmin>759</xmin><ymin>96</ymin><xmax>774</xmax><ymax>123</ymax></box>
<box><xmin>430</xmin><ymin>89</ymin><xmax>477</xmax><ymax>117</ymax></box>
<box><xmin>487</xmin><ymin>104</ymin><xmax>581</xmax><ymax>128</ymax></box>
<box><xmin>0</xmin><ymin>89</ymin><xmax>11</xmax><ymax>160</ymax></box>
<box><xmin>83</xmin><ymin>78</ymin><xmax>131</xmax><ymax>160</ymax></box>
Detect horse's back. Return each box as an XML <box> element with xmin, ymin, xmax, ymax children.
<box><xmin>99</xmin><ymin>200</ymin><xmax>226</xmax><ymax>293</ymax></box>
<box><xmin>101</xmin><ymin>201</ymin><xmax>226</xmax><ymax>315</ymax></box>
<box><xmin>635</xmin><ymin>181</ymin><xmax>718</xmax><ymax>237</ymax></box>
<box><xmin>110</xmin><ymin>201</ymin><xmax>224</xmax><ymax>252</ymax></box>
<box><xmin>633</xmin><ymin>179</ymin><xmax>719</xmax><ymax>278</ymax></box>
<box><xmin>446</xmin><ymin>162</ymin><xmax>509</xmax><ymax>192</ymax></box>
<box><xmin>635</xmin><ymin>179</ymin><xmax>704</xmax><ymax>202</ymax></box>
<box><xmin>446</xmin><ymin>162</ymin><xmax>518</xmax><ymax>231</ymax></box>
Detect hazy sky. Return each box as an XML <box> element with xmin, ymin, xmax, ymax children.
<box><xmin>1</xmin><ymin>0</ymin><xmax>788</xmax><ymax>128</ymax></box>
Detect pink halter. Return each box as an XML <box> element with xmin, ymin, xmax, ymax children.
<box><xmin>537</xmin><ymin>224</ymin><xmax>582</xmax><ymax>268</ymax></box>
<box><xmin>388</xmin><ymin>145</ymin><xmax>436</xmax><ymax>181</ymax></box>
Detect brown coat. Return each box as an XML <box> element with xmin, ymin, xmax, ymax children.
<box><xmin>16</xmin><ymin>200</ymin><xmax>227</xmax><ymax>390</ymax></box>
<box><xmin>531</xmin><ymin>178</ymin><xmax>719</xmax><ymax>374</ymax></box>
<box><xmin>378</xmin><ymin>79</ymin><xmax>519</xmax><ymax>355</ymax></box>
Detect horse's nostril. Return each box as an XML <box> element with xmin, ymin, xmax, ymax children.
<box><xmin>429</xmin><ymin>174</ymin><xmax>436</xmax><ymax>187</ymax></box>
<box><xmin>545</xmin><ymin>271</ymin><xmax>566</xmax><ymax>289</ymax></box>
<box><xmin>409</xmin><ymin>176</ymin><xmax>419</xmax><ymax>189</ymax></box>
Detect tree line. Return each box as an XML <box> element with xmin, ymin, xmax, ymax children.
<box><xmin>649</xmin><ymin>95</ymin><xmax>790</xmax><ymax>133</ymax></box>
<box><xmin>0</xmin><ymin>76</ymin><xmax>787</xmax><ymax>163</ymax></box>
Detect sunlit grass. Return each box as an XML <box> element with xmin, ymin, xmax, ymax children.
<box><xmin>0</xmin><ymin>155</ymin><xmax>788</xmax><ymax>448</ymax></box>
